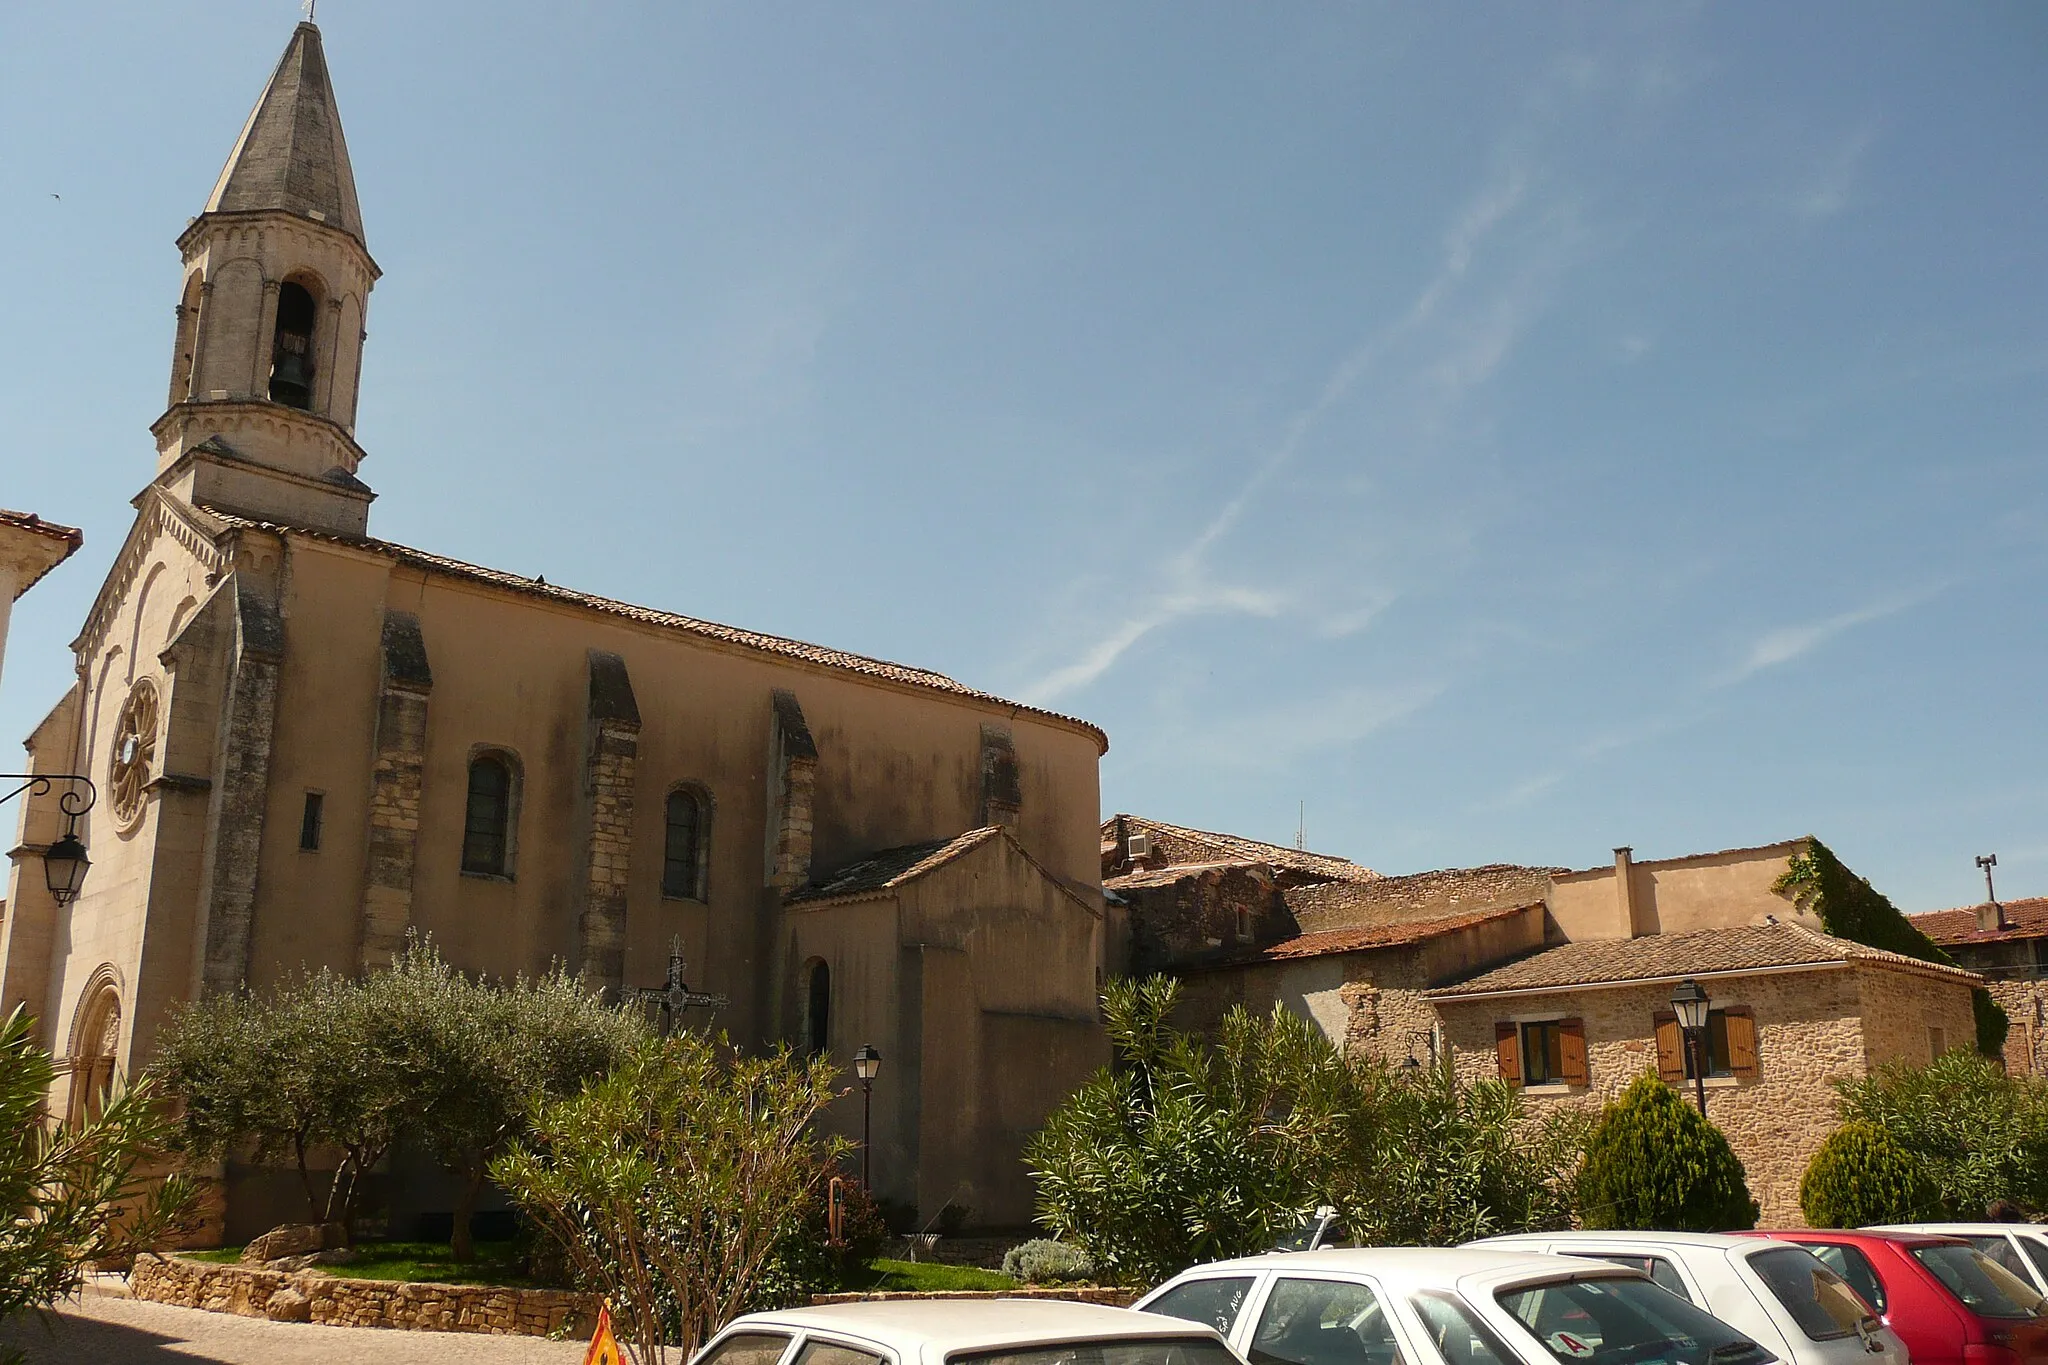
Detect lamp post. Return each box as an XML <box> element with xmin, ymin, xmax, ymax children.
<box><xmin>1670</xmin><ymin>977</ymin><xmax>1711</xmax><ymax>1116</ymax></box>
<box><xmin>852</xmin><ymin>1044</ymin><xmax>881</xmax><ymax>1190</ymax></box>
<box><xmin>0</xmin><ymin>774</ymin><xmax>95</xmax><ymax>906</ymax></box>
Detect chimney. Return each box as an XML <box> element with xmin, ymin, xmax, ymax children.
<box><xmin>1977</xmin><ymin>899</ymin><xmax>2008</xmax><ymax>933</ymax></box>
<box><xmin>1615</xmin><ymin>847</ymin><xmax>1642</xmax><ymax>937</ymax></box>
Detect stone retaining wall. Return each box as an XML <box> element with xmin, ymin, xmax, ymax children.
<box><xmin>130</xmin><ymin>1254</ymin><xmax>596</xmax><ymax>1336</ymax></box>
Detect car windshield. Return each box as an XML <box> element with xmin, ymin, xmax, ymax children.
<box><xmin>1910</xmin><ymin>1245</ymin><xmax>2048</xmax><ymax>1321</ymax></box>
<box><xmin>1497</xmin><ymin>1275</ymin><xmax>1775</xmax><ymax>1365</ymax></box>
<box><xmin>956</xmin><ymin>1340</ymin><xmax>1244</xmax><ymax>1365</ymax></box>
<box><xmin>1745</xmin><ymin>1247</ymin><xmax>1875</xmax><ymax>1341</ymax></box>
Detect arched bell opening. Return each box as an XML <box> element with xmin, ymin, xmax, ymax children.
<box><xmin>268</xmin><ymin>278</ymin><xmax>320</xmax><ymax>409</ymax></box>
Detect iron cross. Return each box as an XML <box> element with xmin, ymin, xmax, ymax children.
<box><xmin>637</xmin><ymin>937</ymin><xmax>728</xmax><ymax>1034</ymax></box>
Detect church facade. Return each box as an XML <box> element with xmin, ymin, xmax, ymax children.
<box><xmin>0</xmin><ymin>23</ymin><xmax>1109</xmax><ymax>1236</ymax></box>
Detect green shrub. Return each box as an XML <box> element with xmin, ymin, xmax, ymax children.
<box><xmin>1801</xmin><ymin>1121</ymin><xmax>1943</xmax><ymax>1227</ymax></box>
<box><xmin>1002</xmin><ymin>1238</ymin><xmax>1095</xmax><ymax>1285</ymax></box>
<box><xmin>1832</xmin><ymin>1050</ymin><xmax>2048</xmax><ymax>1216</ymax></box>
<box><xmin>1579</xmin><ymin>1075</ymin><xmax>1757</xmax><ymax>1231</ymax></box>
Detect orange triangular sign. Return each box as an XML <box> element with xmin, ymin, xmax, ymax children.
<box><xmin>583</xmin><ymin>1303</ymin><xmax>622</xmax><ymax>1365</ymax></box>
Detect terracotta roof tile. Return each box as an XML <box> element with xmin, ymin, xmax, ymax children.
<box><xmin>1427</xmin><ymin>921</ymin><xmax>1982</xmax><ymax>1000</ymax></box>
<box><xmin>1193</xmin><ymin>904</ymin><xmax>1541</xmax><ymax>969</ymax></box>
<box><xmin>1913</xmin><ymin>897</ymin><xmax>2048</xmax><ymax>946</ymax></box>
<box><xmin>788</xmin><ymin>828</ymin><xmax>1001</xmax><ymax>905</ymax></box>
<box><xmin>198</xmin><ymin>507</ymin><xmax>1107</xmax><ymax>751</ymax></box>
<box><xmin>1285</xmin><ymin>864</ymin><xmax>1560</xmax><ymax>930</ymax></box>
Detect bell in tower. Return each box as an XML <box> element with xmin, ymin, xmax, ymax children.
<box><xmin>269</xmin><ymin>280</ymin><xmax>319</xmax><ymax>409</ymax></box>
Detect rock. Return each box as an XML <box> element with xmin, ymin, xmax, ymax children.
<box><xmin>270</xmin><ymin>1253</ymin><xmax>323</xmax><ymax>1272</ymax></box>
<box><xmin>265</xmin><ymin>1286</ymin><xmax>312</xmax><ymax>1322</ymax></box>
<box><xmin>315</xmin><ymin>1246</ymin><xmax>359</xmax><ymax>1265</ymax></box>
<box><xmin>242</xmin><ymin>1224</ymin><xmax>325</xmax><ymax>1263</ymax></box>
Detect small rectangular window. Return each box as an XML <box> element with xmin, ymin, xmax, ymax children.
<box><xmin>1929</xmin><ymin>1026</ymin><xmax>1949</xmax><ymax>1060</ymax></box>
<box><xmin>1523</xmin><ymin>1021</ymin><xmax>1566</xmax><ymax>1085</ymax></box>
<box><xmin>300</xmin><ymin>791</ymin><xmax>324</xmax><ymax>851</ymax></box>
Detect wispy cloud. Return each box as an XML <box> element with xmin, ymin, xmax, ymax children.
<box><xmin>1713</xmin><ymin>583</ymin><xmax>1945</xmax><ymax>687</ymax></box>
<box><xmin>1791</xmin><ymin>126</ymin><xmax>1875</xmax><ymax>224</ymax></box>
<box><xmin>1027</xmin><ymin>582</ymin><xmax>1287</xmax><ymax>702</ymax></box>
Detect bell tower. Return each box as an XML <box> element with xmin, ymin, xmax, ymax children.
<box><xmin>153</xmin><ymin>22</ymin><xmax>381</xmax><ymax>536</ymax></box>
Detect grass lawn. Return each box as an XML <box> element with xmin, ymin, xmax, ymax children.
<box><xmin>178</xmin><ymin>1240</ymin><xmax>539</xmax><ymax>1288</ymax></box>
<box><xmin>839</xmin><ymin>1258</ymin><xmax>1019</xmax><ymax>1293</ymax></box>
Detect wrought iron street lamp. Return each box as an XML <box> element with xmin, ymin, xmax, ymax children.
<box><xmin>1669</xmin><ymin>977</ymin><xmax>1711</xmax><ymax>1116</ymax></box>
<box><xmin>1</xmin><ymin>774</ymin><xmax>96</xmax><ymax>906</ymax></box>
<box><xmin>853</xmin><ymin>1044</ymin><xmax>881</xmax><ymax>1190</ymax></box>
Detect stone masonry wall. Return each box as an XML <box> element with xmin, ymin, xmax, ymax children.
<box><xmin>1990</xmin><ymin>979</ymin><xmax>2048</xmax><ymax>1077</ymax></box>
<box><xmin>357</xmin><ymin>610</ymin><xmax>431</xmax><ymax>970</ymax></box>
<box><xmin>578</xmin><ymin>650</ymin><xmax>640</xmax><ymax>995</ymax></box>
<box><xmin>1436</xmin><ymin>968</ymin><xmax>1868</xmax><ymax>1225</ymax></box>
<box><xmin>130</xmin><ymin>1254</ymin><xmax>596</xmax><ymax>1337</ymax></box>
<box><xmin>200</xmin><ymin>582</ymin><xmax>284</xmax><ymax>994</ymax></box>
<box><xmin>1856</xmin><ymin>963</ymin><xmax>1981</xmax><ymax>1069</ymax></box>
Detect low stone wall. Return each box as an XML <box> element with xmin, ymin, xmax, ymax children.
<box><xmin>130</xmin><ymin>1254</ymin><xmax>596</xmax><ymax>1336</ymax></box>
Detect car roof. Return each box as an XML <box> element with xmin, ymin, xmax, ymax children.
<box><xmin>1867</xmin><ymin>1224</ymin><xmax>2042</xmax><ymax>1236</ymax></box>
<box><xmin>1164</xmin><ymin>1246</ymin><xmax>1628</xmax><ymax>1291</ymax></box>
<box><xmin>1479</xmin><ymin>1231</ymin><xmax>1772</xmax><ymax>1252</ymax></box>
<box><xmin>727</xmin><ymin>1300</ymin><xmax>1223</xmax><ymax>1353</ymax></box>
<box><xmin>1751</xmin><ymin>1229</ymin><xmax>1969</xmax><ymax>1249</ymax></box>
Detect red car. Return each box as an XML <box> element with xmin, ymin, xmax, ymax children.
<box><xmin>1744</xmin><ymin>1230</ymin><xmax>2048</xmax><ymax>1365</ymax></box>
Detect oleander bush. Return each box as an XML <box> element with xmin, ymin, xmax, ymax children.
<box><xmin>1830</xmin><ymin>1050</ymin><xmax>2048</xmax><ymax>1217</ymax></box>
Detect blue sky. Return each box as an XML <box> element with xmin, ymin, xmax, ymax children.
<box><xmin>3</xmin><ymin>2</ymin><xmax>2043</xmax><ymax>912</ymax></box>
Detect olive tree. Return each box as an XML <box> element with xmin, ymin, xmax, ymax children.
<box><xmin>492</xmin><ymin>1033</ymin><xmax>845</xmax><ymax>1365</ymax></box>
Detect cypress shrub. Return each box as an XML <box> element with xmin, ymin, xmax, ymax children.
<box><xmin>1801</xmin><ymin>1121</ymin><xmax>1943</xmax><ymax>1227</ymax></box>
<box><xmin>1579</xmin><ymin>1075</ymin><xmax>1758</xmax><ymax>1231</ymax></box>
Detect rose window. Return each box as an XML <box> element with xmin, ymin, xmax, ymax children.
<box><xmin>108</xmin><ymin>679</ymin><xmax>160</xmax><ymax>828</ymax></box>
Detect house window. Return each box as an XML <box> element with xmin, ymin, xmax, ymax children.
<box><xmin>299</xmin><ymin>791</ymin><xmax>324</xmax><ymax>851</ymax></box>
<box><xmin>1495</xmin><ymin>1017</ymin><xmax>1587</xmax><ymax>1088</ymax></box>
<box><xmin>461</xmin><ymin>752</ymin><xmax>516</xmax><ymax>877</ymax></box>
<box><xmin>804</xmin><ymin>960</ymin><xmax>830</xmax><ymax>1059</ymax></box>
<box><xmin>662</xmin><ymin>785</ymin><xmax>710</xmax><ymax>900</ymax></box>
<box><xmin>1654</xmin><ymin>1007</ymin><xmax>1758</xmax><ymax>1083</ymax></box>
<box><xmin>1234</xmin><ymin>905</ymin><xmax>1254</xmax><ymax>943</ymax></box>
<box><xmin>1928</xmin><ymin>1026</ymin><xmax>1949</xmax><ymax>1060</ymax></box>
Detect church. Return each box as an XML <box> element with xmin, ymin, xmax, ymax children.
<box><xmin>0</xmin><ymin>22</ymin><xmax>1112</xmax><ymax>1237</ymax></box>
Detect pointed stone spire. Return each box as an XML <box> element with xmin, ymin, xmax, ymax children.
<box><xmin>204</xmin><ymin>23</ymin><xmax>364</xmax><ymax>243</ymax></box>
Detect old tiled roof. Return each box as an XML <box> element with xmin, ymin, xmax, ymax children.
<box><xmin>1191</xmin><ymin>904</ymin><xmax>1541</xmax><ymax>970</ymax></box>
<box><xmin>1103</xmin><ymin>861</ymin><xmax>1248</xmax><ymax>892</ymax></box>
<box><xmin>1427</xmin><ymin>921</ymin><xmax>1982</xmax><ymax>1000</ymax></box>
<box><xmin>1104</xmin><ymin>815</ymin><xmax>1376</xmax><ymax>882</ymax></box>
<box><xmin>197</xmin><ymin>507</ymin><xmax>1107</xmax><ymax>751</ymax></box>
<box><xmin>206</xmin><ymin>23</ymin><xmax>366</xmax><ymax>243</ymax></box>
<box><xmin>1913</xmin><ymin>897</ymin><xmax>2048</xmax><ymax>946</ymax></box>
<box><xmin>788</xmin><ymin>829</ymin><xmax>1001</xmax><ymax>905</ymax></box>
<box><xmin>0</xmin><ymin>509</ymin><xmax>84</xmax><ymax>596</ymax></box>
<box><xmin>1285</xmin><ymin>864</ymin><xmax>1560</xmax><ymax>929</ymax></box>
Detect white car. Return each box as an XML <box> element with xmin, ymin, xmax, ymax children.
<box><xmin>1866</xmin><ymin>1224</ymin><xmax>2048</xmax><ymax>1295</ymax></box>
<box><xmin>1474</xmin><ymin>1232</ymin><xmax>1904</xmax><ymax>1365</ymax></box>
<box><xmin>1135</xmin><ymin>1246</ymin><xmax>1777</xmax><ymax>1365</ymax></box>
<box><xmin>689</xmin><ymin>1301</ymin><xmax>1244</xmax><ymax>1365</ymax></box>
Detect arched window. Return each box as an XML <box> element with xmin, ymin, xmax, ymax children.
<box><xmin>69</xmin><ymin>982</ymin><xmax>121</xmax><ymax>1123</ymax></box>
<box><xmin>269</xmin><ymin>279</ymin><xmax>319</xmax><ymax>409</ymax></box>
<box><xmin>461</xmin><ymin>752</ymin><xmax>516</xmax><ymax>877</ymax></box>
<box><xmin>805</xmin><ymin>960</ymin><xmax>831</xmax><ymax>1059</ymax></box>
<box><xmin>662</xmin><ymin>785</ymin><xmax>711</xmax><ymax>900</ymax></box>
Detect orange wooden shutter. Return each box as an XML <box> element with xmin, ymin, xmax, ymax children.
<box><xmin>1495</xmin><ymin>1022</ymin><xmax>1522</xmax><ymax>1086</ymax></box>
<box><xmin>1560</xmin><ymin>1018</ymin><xmax>1589</xmax><ymax>1086</ymax></box>
<box><xmin>1725</xmin><ymin>1007</ymin><xmax>1758</xmax><ymax>1079</ymax></box>
<box><xmin>1653</xmin><ymin>1011</ymin><xmax>1684</xmax><ymax>1084</ymax></box>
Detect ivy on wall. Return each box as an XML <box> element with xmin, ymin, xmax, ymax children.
<box><xmin>1774</xmin><ymin>839</ymin><xmax>2009</xmax><ymax>1059</ymax></box>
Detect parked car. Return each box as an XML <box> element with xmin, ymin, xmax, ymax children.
<box><xmin>1745</xmin><ymin>1230</ymin><xmax>2048</xmax><ymax>1365</ymax></box>
<box><xmin>1471</xmin><ymin>1230</ymin><xmax>1904</xmax><ymax>1365</ymax></box>
<box><xmin>1865</xmin><ymin>1226</ymin><xmax>2048</xmax><ymax>1297</ymax></box>
<box><xmin>690</xmin><ymin>1301</ymin><xmax>1245</xmax><ymax>1365</ymax></box>
<box><xmin>1136</xmin><ymin>1246</ymin><xmax>1776</xmax><ymax>1365</ymax></box>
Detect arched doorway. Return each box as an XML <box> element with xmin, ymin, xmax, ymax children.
<box><xmin>69</xmin><ymin>981</ymin><xmax>122</xmax><ymax>1123</ymax></box>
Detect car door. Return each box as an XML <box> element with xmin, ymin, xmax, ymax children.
<box><xmin>1240</xmin><ymin>1273</ymin><xmax>1420</xmax><ymax>1365</ymax></box>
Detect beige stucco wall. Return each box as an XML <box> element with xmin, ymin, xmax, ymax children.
<box><xmin>1548</xmin><ymin>843</ymin><xmax>1803</xmax><ymax>942</ymax></box>
<box><xmin>1434</xmin><ymin>962</ymin><xmax>1978</xmax><ymax>1226</ymax></box>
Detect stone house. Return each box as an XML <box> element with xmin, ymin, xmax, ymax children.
<box><xmin>1428</xmin><ymin>921</ymin><xmax>1982</xmax><ymax>1225</ymax></box>
<box><xmin>1113</xmin><ymin>817</ymin><xmax>1985</xmax><ymax>1226</ymax></box>
<box><xmin>1913</xmin><ymin>894</ymin><xmax>2048</xmax><ymax>1077</ymax></box>
<box><xmin>0</xmin><ymin>22</ymin><xmax>1108</xmax><ymax>1237</ymax></box>
<box><xmin>0</xmin><ymin>510</ymin><xmax>82</xmax><ymax>694</ymax></box>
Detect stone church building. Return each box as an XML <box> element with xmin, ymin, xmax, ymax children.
<box><xmin>0</xmin><ymin>23</ymin><xmax>1110</xmax><ymax>1237</ymax></box>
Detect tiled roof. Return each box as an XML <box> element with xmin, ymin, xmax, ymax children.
<box><xmin>1427</xmin><ymin>921</ymin><xmax>1982</xmax><ymax>1000</ymax></box>
<box><xmin>788</xmin><ymin>828</ymin><xmax>1000</xmax><ymax>905</ymax></box>
<box><xmin>1913</xmin><ymin>897</ymin><xmax>2048</xmax><ymax>946</ymax></box>
<box><xmin>0</xmin><ymin>509</ymin><xmax>84</xmax><ymax>596</ymax></box>
<box><xmin>1285</xmin><ymin>864</ymin><xmax>1560</xmax><ymax>930</ymax></box>
<box><xmin>198</xmin><ymin>507</ymin><xmax>1107</xmax><ymax>751</ymax></box>
<box><xmin>1104</xmin><ymin>815</ymin><xmax>1376</xmax><ymax>882</ymax></box>
<box><xmin>1192</xmin><ymin>904</ymin><xmax>1540</xmax><ymax>969</ymax></box>
<box><xmin>1103</xmin><ymin>861</ymin><xmax>1247</xmax><ymax>892</ymax></box>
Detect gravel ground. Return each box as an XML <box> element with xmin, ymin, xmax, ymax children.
<box><xmin>0</xmin><ymin>1281</ymin><xmax>591</xmax><ymax>1364</ymax></box>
